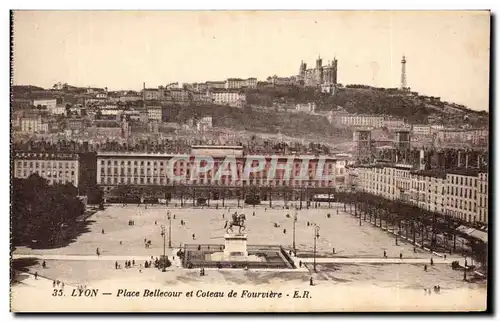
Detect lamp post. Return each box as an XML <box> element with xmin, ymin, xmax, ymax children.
<box><xmin>160</xmin><ymin>225</ymin><xmax>166</xmax><ymax>272</ymax></box>
<box><xmin>463</xmin><ymin>252</ymin><xmax>467</xmax><ymax>281</ymax></box>
<box><xmin>293</xmin><ymin>209</ymin><xmax>298</xmax><ymax>253</ymax></box>
<box><xmin>167</xmin><ymin>210</ymin><xmax>172</xmax><ymax>248</ymax></box>
<box><xmin>313</xmin><ymin>224</ymin><xmax>320</xmax><ymax>273</ymax></box>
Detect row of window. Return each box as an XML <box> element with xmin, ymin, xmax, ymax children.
<box><xmin>449</xmin><ymin>175</ymin><xmax>477</xmax><ymax>187</ymax></box>
<box><xmin>16</xmin><ymin>161</ymin><xmax>76</xmax><ymax>169</ymax></box>
<box><xmin>98</xmin><ymin>177</ymin><xmax>334</xmax><ymax>186</ymax></box>
<box><xmin>16</xmin><ymin>169</ymin><xmax>76</xmax><ymax>178</ymax></box>
<box><xmin>99</xmin><ymin>159</ymin><xmax>335</xmax><ymax>169</ymax></box>
<box><xmin>363</xmin><ymin>171</ymin><xmax>484</xmax><ymax>188</ymax></box>
<box><xmin>99</xmin><ymin>168</ymin><xmax>334</xmax><ymax>177</ymax></box>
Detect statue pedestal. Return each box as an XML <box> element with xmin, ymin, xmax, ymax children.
<box><xmin>208</xmin><ymin>233</ymin><xmax>265</xmax><ymax>263</ymax></box>
<box><xmin>224</xmin><ymin>234</ymin><xmax>248</xmax><ymax>258</ymax></box>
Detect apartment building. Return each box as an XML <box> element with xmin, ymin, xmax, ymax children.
<box><xmin>96</xmin><ymin>152</ymin><xmax>339</xmax><ymax>191</ymax></box>
<box><xmin>20</xmin><ymin>117</ymin><xmax>49</xmax><ymax>134</ymax></box>
<box><xmin>13</xmin><ymin>152</ymin><xmax>80</xmax><ymax>186</ymax></box>
<box><xmin>341</xmin><ymin>114</ymin><xmax>385</xmax><ymax>128</ymax></box>
<box><xmin>210</xmin><ymin>90</ymin><xmax>246</xmax><ymax>107</ymax></box>
<box><xmin>445</xmin><ymin>170</ymin><xmax>479</xmax><ymax>223</ymax></box>
<box><xmin>477</xmin><ymin>172</ymin><xmax>488</xmax><ymax>224</ymax></box>
<box><xmin>147</xmin><ymin>107</ymin><xmax>163</xmax><ymax>121</ymax></box>
<box><xmin>357</xmin><ymin>164</ymin><xmax>487</xmax><ymax>225</ymax></box>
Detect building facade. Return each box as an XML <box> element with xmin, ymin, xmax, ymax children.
<box><xmin>210</xmin><ymin>90</ymin><xmax>246</xmax><ymax>107</ymax></box>
<box><xmin>298</xmin><ymin>56</ymin><xmax>338</xmax><ymax>87</ymax></box>
<box><xmin>357</xmin><ymin>164</ymin><xmax>488</xmax><ymax>225</ymax></box>
<box><xmin>32</xmin><ymin>99</ymin><xmax>57</xmax><ymax>111</ymax></box>
<box><xmin>143</xmin><ymin>88</ymin><xmax>160</xmax><ymax>100</ymax></box>
<box><xmin>13</xmin><ymin>152</ymin><xmax>80</xmax><ymax>186</ymax></box>
<box><xmin>295</xmin><ymin>102</ymin><xmax>316</xmax><ymax>114</ymax></box>
<box><xmin>477</xmin><ymin>172</ymin><xmax>488</xmax><ymax>224</ymax></box>
<box><xmin>96</xmin><ymin>152</ymin><xmax>339</xmax><ymax>191</ymax></box>
<box><xmin>225</xmin><ymin>78</ymin><xmax>258</xmax><ymax>89</ymax></box>
<box><xmin>20</xmin><ymin>117</ymin><xmax>49</xmax><ymax>134</ymax></box>
<box><xmin>341</xmin><ymin>114</ymin><xmax>385</xmax><ymax>128</ymax></box>
<box><xmin>147</xmin><ymin>107</ymin><xmax>163</xmax><ymax>121</ymax></box>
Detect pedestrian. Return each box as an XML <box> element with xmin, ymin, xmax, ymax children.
<box><xmin>132</xmin><ymin>260</ymin><xmax>135</xmax><ymax>266</ymax></box>
<box><xmin>253</xmin><ymin>211</ymin><xmax>255</xmax><ymax>216</ymax></box>
<box><xmin>120</xmin><ymin>241</ymin><xmax>122</xmax><ymax>245</ymax></box>
<box><xmin>400</xmin><ymin>253</ymin><xmax>403</xmax><ymax>259</ymax></box>
<box><xmin>332</xmin><ymin>248</ymin><xmax>336</xmax><ymax>254</ymax></box>
<box><xmin>383</xmin><ymin>250</ymin><xmax>387</xmax><ymax>258</ymax></box>
<box><xmin>56</xmin><ymin>280</ymin><xmax>60</xmax><ymax>286</ymax></box>
<box><xmin>424</xmin><ymin>264</ymin><xmax>428</xmax><ymax>271</ymax></box>
<box><xmin>61</xmin><ymin>282</ymin><xmax>64</xmax><ymax>289</ymax></box>
<box><xmin>155</xmin><ymin>221</ymin><xmax>157</xmax><ymax>225</ymax></box>
<box><xmin>53</xmin><ymin>280</ymin><xmax>56</xmax><ymax>288</ymax></box>
<box><xmin>309</xmin><ymin>277</ymin><xmax>313</xmax><ymax>286</ymax></box>
<box><xmin>413</xmin><ymin>247</ymin><xmax>417</xmax><ymax>253</ymax></box>
<box><xmin>192</xmin><ymin>233</ymin><xmax>196</xmax><ymax>240</ymax></box>
<box><xmin>96</xmin><ymin>247</ymin><xmax>100</xmax><ymax>256</ymax></box>
<box><xmin>139</xmin><ymin>269</ymin><xmax>142</xmax><ymax>273</ymax></box>
<box><xmin>42</xmin><ymin>260</ymin><xmax>46</xmax><ymax>269</ymax></box>
<box><xmin>430</xmin><ymin>257</ymin><xmax>434</xmax><ymax>266</ymax></box>
<box><xmin>34</xmin><ymin>272</ymin><xmax>38</xmax><ymax>280</ymax></box>
<box><xmin>299</xmin><ymin>261</ymin><xmax>302</xmax><ymax>267</ymax></box>
<box><xmin>102</xmin><ymin>229</ymin><xmax>105</xmax><ymax>234</ymax></box>
<box><xmin>174</xmin><ymin>215</ymin><xmax>176</xmax><ymax>219</ymax></box>
<box><xmin>115</xmin><ymin>261</ymin><xmax>118</xmax><ymax>269</ymax></box>
<box><xmin>444</xmin><ymin>254</ymin><xmax>447</xmax><ymax>260</ymax></box>
<box><xmin>283</xmin><ymin>229</ymin><xmax>286</xmax><ymax>234</ymax></box>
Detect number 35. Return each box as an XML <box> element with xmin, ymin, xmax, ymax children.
<box><xmin>52</xmin><ymin>289</ymin><xmax>63</xmax><ymax>296</ymax></box>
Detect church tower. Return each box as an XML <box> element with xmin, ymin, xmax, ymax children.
<box><xmin>332</xmin><ymin>57</ymin><xmax>338</xmax><ymax>84</ymax></box>
<box><xmin>316</xmin><ymin>55</ymin><xmax>323</xmax><ymax>86</ymax></box>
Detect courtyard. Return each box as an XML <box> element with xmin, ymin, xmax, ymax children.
<box><xmin>11</xmin><ymin>201</ymin><xmax>487</xmax><ymax>311</ymax></box>
<box><xmin>15</xmin><ymin>201</ymin><xmax>452</xmax><ymax>259</ymax></box>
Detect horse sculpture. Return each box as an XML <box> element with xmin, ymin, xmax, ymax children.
<box><xmin>224</xmin><ymin>212</ymin><xmax>246</xmax><ymax>234</ymax></box>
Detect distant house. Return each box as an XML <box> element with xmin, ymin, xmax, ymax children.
<box><xmin>32</xmin><ymin>98</ymin><xmax>57</xmax><ymax>111</ymax></box>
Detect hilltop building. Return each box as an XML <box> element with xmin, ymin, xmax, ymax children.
<box><xmin>298</xmin><ymin>56</ymin><xmax>338</xmax><ymax>87</ymax></box>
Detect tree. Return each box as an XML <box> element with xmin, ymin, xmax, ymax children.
<box><xmin>12</xmin><ymin>174</ymin><xmax>85</xmax><ymax>247</ymax></box>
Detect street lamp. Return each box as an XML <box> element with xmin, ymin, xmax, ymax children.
<box><xmin>160</xmin><ymin>225</ymin><xmax>166</xmax><ymax>272</ymax></box>
<box><xmin>313</xmin><ymin>224</ymin><xmax>320</xmax><ymax>272</ymax></box>
<box><xmin>292</xmin><ymin>208</ymin><xmax>298</xmax><ymax>253</ymax></box>
<box><xmin>167</xmin><ymin>210</ymin><xmax>172</xmax><ymax>248</ymax></box>
<box><xmin>463</xmin><ymin>252</ymin><xmax>467</xmax><ymax>281</ymax></box>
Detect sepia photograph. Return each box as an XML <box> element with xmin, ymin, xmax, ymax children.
<box><xmin>9</xmin><ymin>10</ymin><xmax>490</xmax><ymax>312</ymax></box>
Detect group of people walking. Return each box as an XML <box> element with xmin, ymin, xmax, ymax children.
<box><xmin>424</xmin><ymin>285</ymin><xmax>441</xmax><ymax>295</ymax></box>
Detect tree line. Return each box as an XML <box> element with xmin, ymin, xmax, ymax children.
<box><xmin>12</xmin><ymin>174</ymin><xmax>87</xmax><ymax>247</ymax></box>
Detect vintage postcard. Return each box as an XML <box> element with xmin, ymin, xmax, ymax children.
<box><xmin>10</xmin><ymin>10</ymin><xmax>490</xmax><ymax>312</ymax></box>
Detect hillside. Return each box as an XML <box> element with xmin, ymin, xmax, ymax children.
<box><xmin>245</xmin><ymin>84</ymin><xmax>489</xmax><ymax>126</ymax></box>
<box><xmin>164</xmin><ymin>104</ymin><xmax>352</xmax><ymax>142</ymax></box>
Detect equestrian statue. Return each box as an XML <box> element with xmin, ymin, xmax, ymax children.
<box><xmin>224</xmin><ymin>212</ymin><xmax>246</xmax><ymax>234</ymax></box>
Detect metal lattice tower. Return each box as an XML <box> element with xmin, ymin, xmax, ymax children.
<box><xmin>400</xmin><ymin>55</ymin><xmax>407</xmax><ymax>90</ymax></box>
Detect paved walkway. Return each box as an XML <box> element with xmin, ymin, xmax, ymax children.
<box><xmin>13</xmin><ymin>250</ymin><xmax>184</xmax><ymax>268</ymax></box>
<box><xmin>12</xmin><ymin>269</ymin><xmax>78</xmax><ymax>291</ymax></box>
<box><xmin>296</xmin><ymin>257</ymin><xmax>456</xmax><ymax>265</ymax></box>
<box><xmin>12</xmin><ymin>253</ymin><xmax>463</xmax><ymax>266</ymax></box>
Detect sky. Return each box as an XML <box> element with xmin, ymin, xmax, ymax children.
<box><xmin>12</xmin><ymin>10</ymin><xmax>490</xmax><ymax>111</ymax></box>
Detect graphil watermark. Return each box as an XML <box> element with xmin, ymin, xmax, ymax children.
<box><xmin>164</xmin><ymin>155</ymin><xmax>336</xmax><ymax>182</ymax></box>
